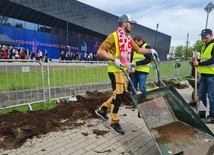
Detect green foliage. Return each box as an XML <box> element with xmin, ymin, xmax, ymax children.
<box><xmin>193</xmin><ymin>40</ymin><xmax>204</xmax><ymax>53</ymax></box>
<box><xmin>173</xmin><ymin>39</ymin><xmax>204</xmax><ymax>58</ymax></box>
<box><xmin>174</xmin><ymin>45</ymin><xmax>184</xmax><ymax>57</ymax></box>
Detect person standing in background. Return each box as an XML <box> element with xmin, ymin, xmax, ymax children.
<box><xmin>194</xmin><ymin>28</ymin><xmax>214</xmax><ymax>121</ymax></box>
<box><xmin>44</xmin><ymin>50</ymin><xmax>48</xmax><ymax>62</ymax></box>
<box><xmin>126</xmin><ymin>36</ymin><xmax>153</xmax><ymax>120</ymax></box>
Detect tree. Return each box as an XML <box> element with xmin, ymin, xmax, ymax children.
<box><xmin>174</xmin><ymin>45</ymin><xmax>184</xmax><ymax>57</ymax></box>
<box><xmin>186</xmin><ymin>46</ymin><xmax>194</xmax><ymax>58</ymax></box>
<box><xmin>170</xmin><ymin>39</ymin><xmax>204</xmax><ymax>58</ymax></box>
<box><xmin>193</xmin><ymin>40</ymin><xmax>204</xmax><ymax>53</ymax></box>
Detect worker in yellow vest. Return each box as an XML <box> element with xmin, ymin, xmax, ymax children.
<box><xmin>194</xmin><ymin>28</ymin><xmax>214</xmax><ymax>122</ymax></box>
<box><xmin>95</xmin><ymin>14</ymin><xmax>151</xmax><ymax>135</ymax></box>
<box><xmin>126</xmin><ymin>36</ymin><xmax>153</xmax><ymax>114</ymax></box>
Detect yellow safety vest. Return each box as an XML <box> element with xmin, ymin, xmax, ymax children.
<box><xmin>107</xmin><ymin>32</ymin><xmax>128</xmax><ymax>72</ymax></box>
<box><xmin>132</xmin><ymin>43</ymin><xmax>150</xmax><ymax>73</ymax></box>
<box><xmin>198</xmin><ymin>42</ymin><xmax>214</xmax><ymax>74</ymax></box>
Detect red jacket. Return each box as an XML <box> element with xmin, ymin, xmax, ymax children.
<box><xmin>2</xmin><ymin>50</ymin><xmax>7</xmax><ymax>59</ymax></box>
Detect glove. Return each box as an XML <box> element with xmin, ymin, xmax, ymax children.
<box><xmin>114</xmin><ymin>58</ymin><xmax>123</xmax><ymax>68</ymax></box>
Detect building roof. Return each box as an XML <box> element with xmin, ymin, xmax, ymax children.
<box><xmin>0</xmin><ymin>0</ymin><xmax>171</xmax><ymax>60</ymax></box>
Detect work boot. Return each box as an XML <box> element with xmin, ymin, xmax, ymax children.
<box><xmin>95</xmin><ymin>109</ymin><xmax>109</xmax><ymax>120</ymax></box>
<box><xmin>138</xmin><ymin>112</ymin><xmax>142</xmax><ymax>118</ymax></box>
<box><xmin>110</xmin><ymin>123</ymin><xmax>124</xmax><ymax>135</ymax></box>
<box><xmin>207</xmin><ymin>115</ymin><xmax>214</xmax><ymax>123</ymax></box>
<box><xmin>208</xmin><ymin>115</ymin><xmax>214</xmax><ymax>120</ymax></box>
<box><xmin>125</xmin><ymin>105</ymin><xmax>136</xmax><ymax>109</ymax></box>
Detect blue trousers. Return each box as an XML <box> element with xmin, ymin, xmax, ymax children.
<box><xmin>129</xmin><ymin>73</ymin><xmax>148</xmax><ymax>106</ymax></box>
<box><xmin>198</xmin><ymin>75</ymin><xmax>214</xmax><ymax>116</ymax></box>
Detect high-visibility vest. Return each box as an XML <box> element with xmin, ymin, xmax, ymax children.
<box><xmin>198</xmin><ymin>42</ymin><xmax>214</xmax><ymax>74</ymax></box>
<box><xmin>107</xmin><ymin>32</ymin><xmax>128</xmax><ymax>72</ymax></box>
<box><xmin>132</xmin><ymin>43</ymin><xmax>150</xmax><ymax>73</ymax></box>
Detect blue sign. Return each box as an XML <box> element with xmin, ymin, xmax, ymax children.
<box><xmin>0</xmin><ymin>25</ymin><xmax>102</xmax><ymax>59</ymax></box>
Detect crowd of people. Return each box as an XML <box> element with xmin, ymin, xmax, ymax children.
<box><xmin>59</xmin><ymin>50</ymin><xmax>101</xmax><ymax>61</ymax></box>
<box><xmin>0</xmin><ymin>45</ymin><xmax>48</xmax><ymax>62</ymax></box>
<box><xmin>0</xmin><ymin>45</ymin><xmax>102</xmax><ymax>62</ymax></box>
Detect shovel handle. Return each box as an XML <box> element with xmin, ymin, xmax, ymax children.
<box><xmin>194</xmin><ymin>50</ymin><xmax>198</xmax><ymax>102</ymax></box>
<box><xmin>120</xmin><ymin>65</ymin><xmax>138</xmax><ymax>94</ymax></box>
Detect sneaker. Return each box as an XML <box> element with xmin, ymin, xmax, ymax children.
<box><xmin>125</xmin><ymin>105</ymin><xmax>136</xmax><ymax>109</ymax></box>
<box><xmin>138</xmin><ymin>112</ymin><xmax>142</xmax><ymax>118</ymax></box>
<box><xmin>201</xmin><ymin>118</ymin><xmax>212</xmax><ymax>123</ymax></box>
<box><xmin>95</xmin><ymin>109</ymin><xmax>109</xmax><ymax>120</ymax></box>
<box><xmin>110</xmin><ymin>123</ymin><xmax>124</xmax><ymax>135</ymax></box>
<box><xmin>207</xmin><ymin>115</ymin><xmax>214</xmax><ymax>121</ymax></box>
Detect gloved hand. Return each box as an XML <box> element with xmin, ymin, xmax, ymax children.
<box><xmin>114</xmin><ymin>58</ymin><xmax>123</xmax><ymax>68</ymax></box>
<box><xmin>151</xmin><ymin>49</ymin><xmax>156</xmax><ymax>54</ymax></box>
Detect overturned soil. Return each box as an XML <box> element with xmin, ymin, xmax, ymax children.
<box><xmin>0</xmin><ymin>81</ymin><xmax>187</xmax><ymax>150</ymax></box>
<box><xmin>0</xmin><ymin>91</ymin><xmax>132</xmax><ymax>150</ymax></box>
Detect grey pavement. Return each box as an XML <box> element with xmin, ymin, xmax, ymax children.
<box><xmin>1</xmin><ymin>82</ymin><xmax>214</xmax><ymax>155</ymax></box>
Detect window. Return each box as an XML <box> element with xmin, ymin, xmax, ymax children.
<box><xmin>24</xmin><ymin>21</ymin><xmax>35</xmax><ymax>30</ymax></box>
<box><xmin>14</xmin><ymin>19</ymin><xmax>24</xmax><ymax>28</ymax></box>
<box><xmin>0</xmin><ymin>16</ymin><xmax>12</xmax><ymax>26</ymax></box>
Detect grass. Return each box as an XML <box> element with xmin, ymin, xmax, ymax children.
<box><xmin>0</xmin><ymin>100</ymin><xmax>59</xmax><ymax>115</ymax></box>
<box><xmin>0</xmin><ymin>61</ymin><xmax>192</xmax><ymax>92</ymax></box>
<box><xmin>0</xmin><ymin>61</ymin><xmax>192</xmax><ymax>115</ymax></box>
<box><xmin>0</xmin><ymin>65</ymin><xmax>109</xmax><ymax>92</ymax></box>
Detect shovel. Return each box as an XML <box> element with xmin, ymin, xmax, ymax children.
<box><xmin>189</xmin><ymin>50</ymin><xmax>199</xmax><ymax>107</ymax></box>
<box><xmin>194</xmin><ymin>50</ymin><xmax>198</xmax><ymax>103</ymax></box>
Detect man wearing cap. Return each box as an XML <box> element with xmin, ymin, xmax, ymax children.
<box><xmin>126</xmin><ymin>35</ymin><xmax>153</xmax><ymax>111</ymax></box>
<box><xmin>95</xmin><ymin>14</ymin><xmax>151</xmax><ymax>135</ymax></box>
<box><xmin>194</xmin><ymin>28</ymin><xmax>214</xmax><ymax>122</ymax></box>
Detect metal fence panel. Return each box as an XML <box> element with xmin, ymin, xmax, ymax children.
<box><xmin>0</xmin><ymin>59</ymin><xmax>46</xmax><ymax>110</ymax></box>
<box><xmin>47</xmin><ymin>60</ymin><xmax>111</xmax><ymax>101</ymax></box>
<box><xmin>0</xmin><ymin>59</ymin><xmax>192</xmax><ymax>110</ymax></box>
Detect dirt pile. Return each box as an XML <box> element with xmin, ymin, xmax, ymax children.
<box><xmin>155</xmin><ymin>80</ymin><xmax>189</xmax><ymax>89</ymax></box>
<box><xmin>0</xmin><ymin>91</ymin><xmax>132</xmax><ymax>150</ymax></box>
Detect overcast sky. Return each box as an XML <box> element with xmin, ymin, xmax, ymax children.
<box><xmin>77</xmin><ymin>0</ymin><xmax>214</xmax><ymax>47</ymax></box>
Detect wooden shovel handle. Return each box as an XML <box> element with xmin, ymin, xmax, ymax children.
<box><xmin>194</xmin><ymin>50</ymin><xmax>198</xmax><ymax>102</ymax></box>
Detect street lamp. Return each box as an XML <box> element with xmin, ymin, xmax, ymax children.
<box><xmin>154</xmin><ymin>23</ymin><xmax>159</xmax><ymax>49</ymax></box>
<box><xmin>186</xmin><ymin>33</ymin><xmax>189</xmax><ymax>60</ymax></box>
<box><xmin>204</xmin><ymin>2</ymin><xmax>214</xmax><ymax>28</ymax></box>
<box><xmin>65</xmin><ymin>1</ymin><xmax>71</xmax><ymax>46</ymax></box>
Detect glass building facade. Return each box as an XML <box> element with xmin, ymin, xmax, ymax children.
<box><xmin>0</xmin><ymin>0</ymin><xmax>171</xmax><ymax>60</ymax></box>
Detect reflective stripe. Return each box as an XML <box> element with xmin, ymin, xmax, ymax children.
<box><xmin>107</xmin><ymin>32</ymin><xmax>127</xmax><ymax>72</ymax></box>
<box><xmin>135</xmin><ymin>57</ymin><xmax>145</xmax><ymax>61</ymax></box>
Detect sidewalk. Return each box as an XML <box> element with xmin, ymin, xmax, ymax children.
<box><xmin>1</xmin><ymin>86</ymin><xmax>214</xmax><ymax>155</ymax></box>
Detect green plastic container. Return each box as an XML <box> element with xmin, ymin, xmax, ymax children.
<box><xmin>134</xmin><ymin>85</ymin><xmax>214</xmax><ymax>155</ymax></box>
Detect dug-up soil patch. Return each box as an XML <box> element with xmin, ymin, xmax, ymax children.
<box><xmin>0</xmin><ymin>91</ymin><xmax>132</xmax><ymax>150</ymax></box>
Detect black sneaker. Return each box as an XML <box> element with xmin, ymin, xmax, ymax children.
<box><xmin>95</xmin><ymin>109</ymin><xmax>109</xmax><ymax>120</ymax></box>
<box><xmin>138</xmin><ymin>112</ymin><xmax>142</xmax><ymax>118</ymax></box>
<box><xmin>207</xmin><ymin>115</ymin><xmax>214</xmax><ymax>121</ymax></box>
<box><xmin>207</xmin><ymin>115</ymin><xmax>214</xmax><ymax>122</ymax></box>
<box><xmin>109</xmin><ymin>123</ymin><xmax>124</xmax><ymax>135</ymax></box>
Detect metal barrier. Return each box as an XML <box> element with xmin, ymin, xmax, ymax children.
<box><xmin>0</xmin><ymin>59</ymin><xmax>191</xmax><ymax>110</ymax></box>
<box><xmin>148</xmin><ymin>60</ymin><xmax>192</xmax><ymax>86</ymax></box>
<box><xmin>47</xmin><ymin>60</ymin><xmax>111</xmax><ymax>101</ymax></box>
<box><xmin>0</xmin><ymin>59</ymin><xmax>46</xmax><ymax>110</ymax></box>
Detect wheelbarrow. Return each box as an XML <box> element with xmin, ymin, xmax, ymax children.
<box><xmin>120</xmin><ymin>61</ymin><xmax>214</xmax><ymax>155</ymax></box>
<box><xmin>187</xmin><ymin>79</ymin><xmax>199</xmax><ymax>101</ymax></box>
